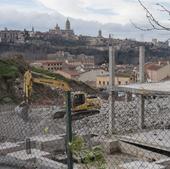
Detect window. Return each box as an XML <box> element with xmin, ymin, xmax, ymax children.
<box><xmin>107</xmin><ymin>81</ymin><xmax>109</xmax><ymax>85</ymax></box>
<box><xmin>103</xmin><ymin>81</ymin><xmax>105</xmax><ymax>85</ymax></box>
<box><xmin>99</xmin><ymin>81</ymin><xmax>101</xmax><ymax>85</ymax></box>
<box><xmin>73</xmin><ymin>94</ymin><xmax>85</xmax><ymax>107</ymax></box>
<box><xmin>118</xmin><ymin>81</ymin><xmax>121</xmax><ymax>85</ymax></box>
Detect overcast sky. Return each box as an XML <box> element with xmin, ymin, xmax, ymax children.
<box><xmin>1</xmin><ymin>0</ymin><xmax>170</xmax><ymax>41</ymax></box>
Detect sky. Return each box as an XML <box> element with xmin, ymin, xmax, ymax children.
<box><xmin>1</xmin><ymin>0</ymin><xmax>170</xmax><ymax>41</ymax></box>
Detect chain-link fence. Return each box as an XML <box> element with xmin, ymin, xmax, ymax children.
<box><xmin>0</xmin><ymin>84</ymin><xmax>170</xmax><ymax>169</ymax></box>
<box><xmin>72</xmin><ymin>86</ymin><xmax>170</xmax><ymax>169</ymax></box>
<box><xmin>0</xmin><ymin>87</ymin><xmax>68</xmax><ymax>169</ymax></box>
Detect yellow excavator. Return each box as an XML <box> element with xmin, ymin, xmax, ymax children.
<box><xmin>17</xmin><ymin>70</ymin><xmax>101</xmax><ymax>121</ymax></box>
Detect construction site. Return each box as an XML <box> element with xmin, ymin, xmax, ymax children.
<box><xmin>0</xmin><ymin>46</ymin><xmax>170</xmax><ymax>169</ymax></box>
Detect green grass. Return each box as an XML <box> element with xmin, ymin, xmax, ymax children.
<box><xmin>0</xmin><ymin>58</ymin><xmax>96</xmax><ymax>105</ymax></box>
<box><xmin>31</xmin><ymin>67</ymin><xmax>71</xmax><ymax>82</ymax></box>
<box><xmin>0</xmin><ymin>60</ymin><xmax>19</xmax><ymax>78</ymax></box>
<box><xmin>31</xmin><ymin>67</ymin><xmax>96</xmax><ymax>93</ymax></box>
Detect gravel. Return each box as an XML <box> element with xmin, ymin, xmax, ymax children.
<box><xmin>0</xmin><ymin>95</ymin><xmax>169</xmax><ymax>142</ymax></box>
<box><xmin>73</xmin><ymin>96</ymin><xmax>170</xmax><ymax>135</ymax></box>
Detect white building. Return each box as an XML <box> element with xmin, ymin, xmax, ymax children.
<box><xmin>79</xmin><ymin>69</ymin><xmax>108</xmax><ymax>87</ymax></box>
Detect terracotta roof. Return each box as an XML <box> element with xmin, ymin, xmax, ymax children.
<box><xmin>35</xmin><ymin>60</ymin><xmax>63</xmax><ymax>65</ymax></box>
<box><xmin>145</xmin><ymin>64</ymin><xmax>162</xmax><ymax>71</ymax></box>
<box><xmin>145</xmin><ymin>61</ymin><xmax>170</xmax><ymax>71</ymax></box>
<box><xmin>57</xmin><ymin>70</ymin><xmax>79</xmax><ymax>76</ymax></box>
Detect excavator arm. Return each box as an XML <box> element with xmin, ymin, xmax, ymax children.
<box><xmin>24</xmin><ymin>70</ymin><xmax>70</xmax><ymax>103</ymax></box>
<box><xmin>17</xmin><ymin>70</ymin><xmax>100</xmax><ymax>122</ymax></box>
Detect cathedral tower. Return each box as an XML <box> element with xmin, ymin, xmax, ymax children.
<box><xmin>65</xmin><ymin>18</ymin><xmax>71</xmax><ymax>30</ymax></box>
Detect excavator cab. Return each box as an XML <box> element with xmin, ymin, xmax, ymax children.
<box><xmin>71</xmin><ymin>92</ymin><xmax>101</xmax><ymax>113</ymax></box>
<box><xmin>72</xmin><ymin>93</ymin><xmax>86</xmax><ymax>108</ymax></box>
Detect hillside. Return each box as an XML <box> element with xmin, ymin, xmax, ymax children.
<box><xmin>1</xmin><ymin>39</ymin><xmax>170</xmax><ymax>65</ymax></box>
<box><xmin>0</xmin><ymin>56</ymin><xmax>96</xmax><ymax>105</ymax></box>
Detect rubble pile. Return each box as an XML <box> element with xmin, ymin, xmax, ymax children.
<box><xmin>73</xmin><ymin>100</ymin><xmax>110</xmax><ymax>136</ymax></box>
<box><xmin>0</xmin><ymin>106</ymin><xmax>66</xmax><ymax>142</ymax></box>
<box><xmin>0</xmin><ymin>96</ymin><xmax>169</xmax><ymax>142</ymax></box>
<box><xmin>74</xmin><ymin>96</ymin><xmax>170</xmax><ymax>135</ymax></box>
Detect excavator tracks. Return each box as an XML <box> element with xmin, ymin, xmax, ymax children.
<box><xmin>53</xmin><ymin>109</ymin><xmax>100</xmax><ymax>121</ymax></box>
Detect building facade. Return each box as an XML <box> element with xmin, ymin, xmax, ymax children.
<box><xmin>79</xmin><ymin>69</ymin><xmax>107</xmax><ymax>87</ymax></box>
<box><xmin>96</xmin><ymin>73</ymin><xmax>135</xmax><ymax>89</ymax></box>
<box><xmin>49</xmin><ymin>19</ymin><xmax>74</xmax><ymax>38</ymax></box>
<box><xmin>66</xmin><ymin>54</ymin><xmax>95</xmax><ymax>69</ymax></box>
<box><xmin>145</xmin><ymin>61</ymin><xmax>170</xmax><ymax>82</ymax></box>
<box><xmin>30</xmin><ymin>60</ymin><xmax>63</xmax><ymax>72</ymax></box>
<box><xmin>0</xmin><ymin>28</ymin><xmax>25</xmax><ymax>43</ymax></box>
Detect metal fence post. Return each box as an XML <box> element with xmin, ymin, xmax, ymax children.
<box><xmin>66</xmin><ymin>91</ymin><xmax>73</xmax><ymax>169</ymax></box>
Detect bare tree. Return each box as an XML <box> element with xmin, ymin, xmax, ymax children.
<box><xmin>131</xmin><ymin>0</ymin><xmax>170</xmax><ymax>31</ymax></box>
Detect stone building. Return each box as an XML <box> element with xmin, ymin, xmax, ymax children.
<box><xmin>49</xmin><ymin>24</ymin><xmax>62</xmax><ymax>35</ymax></box>
<box><xmin>49</xmin><ymin>19</ymin><xmax>74</xmax><ymax>38</ymax></box>
<box><xmin>62</xmin><ymin>19</ymin><xmax>74</xmax><ymax>37</ymax></box>
<box><xmin>65</xmin><ymin>18</ymin><xmax>70</xmax><ymax>30</ymax></box>
<box><xmin>30</xmin><ymin>60</ymin><xmax>63</xmax><ymax>72</ymax></box>
<box><xmin>98</xmin><ymin>29</ymin><xmax>103</xmax><ymax>38</ymax></box>
<box><xmin>145</xmin><ymin>61</ymin><xmax>170</xmax><ymax>82</ymax></box>
<box><xmin>96</xmin><ymin>72</ymin><xmax>135</xmax><ymax>89</ymax></box>
<box><xmin>66</xmin><ymin>54</ymin><xmax>95</xmax><ymax>68</ymax></box>
<box><xmin>0</xmin><ymin>28</ymin><xmax>25</xmax><ymax>43</ymax></box>
<box><xmin>79</xmin><ymin>69</ymin><xmax>108</xmax><ymax>87</ymax></box>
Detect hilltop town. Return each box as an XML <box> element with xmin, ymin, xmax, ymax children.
<box><xmin>0</xmin><ymin>19</ymin><xmax>170</xmax><ymax>66</ymax></box>
<box><xmin>1</xmin><ymin>0</ymin><xmax>170</xmax><ymax>167</ymax></box>
<box><xmin>0</xmin><ymin>19</ymin><xmax>170</xmax><ymax>105</ymax></box>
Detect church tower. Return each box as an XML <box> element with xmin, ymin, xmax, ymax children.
<box><xmin>65</xmin><ymin>18</ymin><xmax>71</xmax><ymax>30</ymax></box>
<box><xmin>98</xmin><ymin>29</ymin><xmax>102</xmax><ymax>38</ymax></box>
<box><xmin>32</xmin><ymin>27</ymin><xmax>34</xmax><ymax>33</ymax></box>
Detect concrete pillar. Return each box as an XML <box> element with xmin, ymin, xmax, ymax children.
<box><xmin>139</xmin><ymin>46</ymin><xmax>145</xmax><ymax>129</ymax></box>
<box><xmin>109</xmin><ymin>45</ymin><xmax>116</xmax><ymax>134</ymax></box>
<box><xmin>109</xmin><ymin>46</ymin><xmax>115</xmax><ymax>87</ymax></box>
<box><xmin>139</xmin><ymin>46</ymin><xmax>145</xmax><ymax>83</ymax></box>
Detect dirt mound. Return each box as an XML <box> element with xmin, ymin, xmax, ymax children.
<box><xmin>0</xmin><ymin>56</ymin><xmax>96</xmax><ymax>105</ymax></box>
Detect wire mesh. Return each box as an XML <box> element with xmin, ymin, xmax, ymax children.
<box><xmin>0</xmin><ymin>87</ymin><xmax>68</xmax><ymax>169</ymax></box>
<box><xmin>0</xmin><ymin>85</ymin><xmax>170</xmax><ymax>169</ymax></box>
<box><xmin>72</xmin><ymin>92</ymin><xmax>170</xmax><ymax>169</ymax></box>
